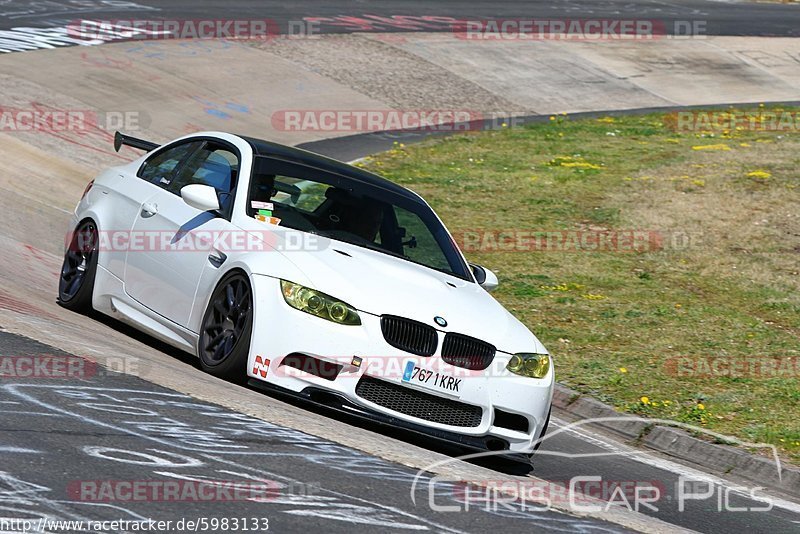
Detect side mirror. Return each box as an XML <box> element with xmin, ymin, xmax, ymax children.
<box><xmin>181</xmin><ymin>184</ymin><xmax>220</xmax><ymax>212</ymax></box>
<box><xmin>471</xmin><ymin>263</ymin><xmax>499</xmax><ymax>292</ymax></box>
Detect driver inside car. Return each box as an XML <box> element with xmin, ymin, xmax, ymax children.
<box><xmin>322</xmin><ymin>188</ymin><xmax>386</xmax><ymax>243</ymax></box>
<box><xmin>342</xmin><ymin>199</ymin><xmax>384</xmax><ymax>242</ymax></box>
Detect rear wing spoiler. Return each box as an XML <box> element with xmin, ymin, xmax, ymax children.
<box><xmin>114</xmin><ymin>131</ymin><xmax>159</xmax><ymax>153</ymax></box>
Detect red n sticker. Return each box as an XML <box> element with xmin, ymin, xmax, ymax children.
<box><xmin>253</xmin><ymin>355</ymin><xmax>270</xmax><ymax>378</ymax></box>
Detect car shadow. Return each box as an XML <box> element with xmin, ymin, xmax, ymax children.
<box><xmin>248</xmin><ymin>382</ymin><xmax>535</xmax><ymax>477</ymax></box>
<box><xmin>79</xmin><ymin>308</ymin><xmax>534</xmax><ymax>477</ymax></box>
<box><xmin>86</xmin><ymin>309</ymin><xmax>201</xmax><ymax>370</ymax></box>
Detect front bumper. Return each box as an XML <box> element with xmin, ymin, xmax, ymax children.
<box><xmin>247</xmin><ymin>275</ymin><xmax>554</xmax><ymax>454</ymax></box>
<box><xmin>247</xmin><ymin>379</ymin><xmax>520</xmax><ymax>453</ymax></box>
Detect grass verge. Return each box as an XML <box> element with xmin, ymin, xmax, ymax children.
<box><xmin>358</xmin><ymin>106</ymin><xmax>800</xmax><ymax>463</ymax></box>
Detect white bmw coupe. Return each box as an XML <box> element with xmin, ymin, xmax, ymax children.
<box><xmin>58</xmin><ymin>131</ymin><xmax>553</xmax><ymax>455</ymax></box>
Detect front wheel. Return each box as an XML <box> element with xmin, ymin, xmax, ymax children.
<box><xmin>527</xmin><ymin>407</ymin><xmax>551</xmax><ymax>463</ymax></box>
<box><xmin>198</xmin><ymin>271</ymin><xmax>253</xmax><ymax>380</ymax></box>
<box><xmin>57</xmin><ymin>220</ymin><xmax>98</xmax><ymax>313</ymax></box>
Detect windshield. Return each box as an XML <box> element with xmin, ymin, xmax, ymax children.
<box><xmin>247</xmin><ymin>157</ymin><xmax>471</xmax><ymax>280</ymax></box>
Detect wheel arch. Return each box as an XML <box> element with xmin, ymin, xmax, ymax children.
<box><xmin>192</xmin><ymin>265</ymin><xmax>254</xmax><ymax>339</ymax></box>
<box><xmin>64</xmin><ymin>215</ymin><xmax>98</xmax><ymax>250</ymax></box>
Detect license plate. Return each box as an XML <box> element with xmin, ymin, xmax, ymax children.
<box><xmin>402</xmin><ymin>361</ymin><xmax>461</xmax><ymax>396</ymax></box>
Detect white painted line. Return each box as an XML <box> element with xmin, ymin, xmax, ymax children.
<box><xmin>0</xmin><ymin>446</ymin><xmax>40</xmax><ymax>453</ymax></box>
<box><xmin>551</xmin><ymin>417</ymin><xmax>800</xmax><ymax>514</ymax></box>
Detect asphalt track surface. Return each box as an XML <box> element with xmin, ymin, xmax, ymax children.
<box><xmin>3</xmin><ymin>324</ymin><xmax>800</xmax><ymax>534</ymax></box>
<box><xmin>2</xmin><ymin>1</ymin><xmax>800</xmax><ymax>533</ymax></box>
<box><xmin>0</xmin><ymin>0</ymin><xmax>799</xmax><ymax>37</ymax></box>
<box><xmin>1</xmin><ymin>331</ymin><xmax>631</xmax><ymax>534</ymax></box>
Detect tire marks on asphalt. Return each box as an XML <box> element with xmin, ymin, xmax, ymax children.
<box><xmin>0</xmin><ymin>331</ymin><xmax>628</xmax><ymax>533</ymax></box>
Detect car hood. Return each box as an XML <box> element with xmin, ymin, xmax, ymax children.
<box><xmin>264</xmin><ymin>231</ymin><xmax>545</xmax><ymax>354</ymax></box>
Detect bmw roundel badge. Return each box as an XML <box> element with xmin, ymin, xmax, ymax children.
<box><xmin>434</xmin><ymin>316</ymin><xmax>448</xmax><ymax>327</ymax></box>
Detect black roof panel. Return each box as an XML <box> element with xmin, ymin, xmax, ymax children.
<box><xmin>239</xmin><ymin>135</ymin><xmax>422</xmax><ymax>203</ymax></box>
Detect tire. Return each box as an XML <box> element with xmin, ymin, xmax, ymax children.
<box><xmin>527</xmin><ymin>407</ymin><xmax>551</xmax><ymax>462</ymax></box>
<box><xmin>198</xmin><ymin>271</ymin><xmax>253</xmax><ymax>380</ymax></box>
<box><xmin>57</xmin><ymin>220</ymin><xmax>98</xmax><ymax>313</ymax></box>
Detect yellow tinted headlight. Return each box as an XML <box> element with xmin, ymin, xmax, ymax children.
<box><xmin>280</xmin><ymin>280</ymin><xmax>361</xmax><ymax>325</ymax></box>
<box><xmin>507</xmin><ymin>354</ymin><xmax>524</xmax><ymax>373</ymax></box>
<box><xmin>506</xmin><ymin>353</ymin><xmax>550</xmax><ymax>379</ymax></box>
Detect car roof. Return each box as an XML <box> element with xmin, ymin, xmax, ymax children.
<box><xmin>239</xmin><ymin>135</ymin><xmax>423</xmax><ymax>204</ymax></box>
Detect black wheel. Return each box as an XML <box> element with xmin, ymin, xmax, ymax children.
<box><xmin>198</xmin><ymin>271</ymin><xmax>253</xmax><ymax>380</ymax></box>
<box><xmin>58</xmin><ymin>220</ymin><xmax>98</xmax><ymax>312</ymax></box>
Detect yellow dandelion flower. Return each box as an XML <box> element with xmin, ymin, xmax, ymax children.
<box><xmin>697</xmin><ymin>403</ymin><xmax>705</xmax><ymax>410</ymax></box>
<box><xmin>691</xmin><ymin>144</ymin><xmax>730</xmax><ymax>151</ymax></box>
<box><xmin>562</xmin><ymin>162</ymin><xmax>602</xmax><ymax>169</ymax></box>
<box><xmin>746</xmin><ymin>170</ymin><xmax>771</xmax><ymax>179</ymax></box>
<box><xmin>582</xmin><ymin>294</ymin><xmax>607</xmax><ymax>300</ymax></box>
<box><xmin>641</xmin><ymin>396</ymin><xmax>650</xmax><ymax>405</ymax></box>
<box><xmin>619</xmin><ymin>367</ymin><xmax>628</xmax><ymax>373</ymax></box>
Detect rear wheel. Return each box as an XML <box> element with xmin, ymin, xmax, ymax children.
<box><xmin>198</xmin><ymin>272</ymin><xmax>253</xmax><ymax>380</ymax></box>
<box><xmin>57</xmin><ymin>220</ymin><xmax>98</xmax><ymax>313</ymax></box>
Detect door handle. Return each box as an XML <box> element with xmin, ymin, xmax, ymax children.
<box><xmin>141</xmin><ymin>202</ymin><xmax>158</xmax><ymax>217</ymax></box>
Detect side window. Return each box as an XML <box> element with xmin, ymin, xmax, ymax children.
<box><xmin>137</xmin><ymin>142</ymin><xmax>200</xmax><ymax>186</ymax></box>
<box><xmin>248</xmin><ymin>175</ymin><xmax>331</xmax><ymax>216</ymax></box>
<box><xmin>167</xmin><ymin>144</ymin><xmax>239</xmax><ymax>197</ymax></box>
